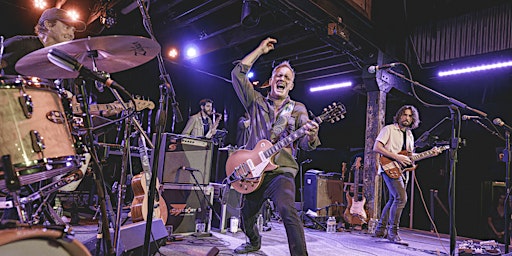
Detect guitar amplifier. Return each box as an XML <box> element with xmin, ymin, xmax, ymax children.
<box><xmin>153</xmin><ymin>133</ymin><xmax>213</xmax><ymax>185</ymax></box>
<box><xmin>162</xmin><ymin>183</ymin><xmax>213</xmax><ymax>234</ymax></box>
<box><xmin>303</xmin><ymin>170</ymin><xmax>344</xmax><ymax>217</ymax></box>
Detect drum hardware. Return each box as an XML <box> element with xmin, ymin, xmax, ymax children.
<box><xmin>0</xmin><ymin>75</ymin><xmax>82</xmax><ymax>188</ymax></box>
<box><xmin>2</xmin><ymin>154</ymin><xmax>28</xmax><ymax>223</ymax></box>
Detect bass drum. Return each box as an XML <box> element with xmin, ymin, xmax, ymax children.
<box><xmin>0</xmin><ymin>227</ymin><xmax>91</xmax><ymax>256</ymax></box>
<box><xmin>0</xmin><ymin>75</ymin><xmax>80</xmax><ymax>190</ymax></box>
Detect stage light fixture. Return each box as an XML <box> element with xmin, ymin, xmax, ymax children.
<box><xmin>34</xmin><ymin>0</ymin><xmax>47</xmax><ymax>9</ymax></box>
<box><xmin>100</xmin><ymin>8</ymin><xmax>117</xmax><ymax>28</ymax></box>
<box><xmin>241</xmin><ymin>0</ymin><xmax>261</xmax><ymax>28</ymax></box>
<box><xmin>310</xmin><ymin>82</ymin><xmax>352</xmax><ymax>92</ymax></box>
<box><xmin>438</xmin><ymin>61</ymin><xmax>512</xmax><ymax>77</ymax></box>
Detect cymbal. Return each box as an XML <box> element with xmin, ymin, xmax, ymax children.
<box><xmin>16</xmin><ymin>35</ymin><xmax>161</xmax><ymax>79</ymax></box>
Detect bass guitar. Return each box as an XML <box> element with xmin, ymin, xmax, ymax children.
<box><xmin>130</xmin><ymin>135</ymin><xmax>168</xmax><ymax>224</ymax></box>
<box><xmin>72</xmin><ymin>98</ymin><xmax>155</xmax><ymax>116</ymax></box>
<box><xmin>225</xmin><ymin>102</ymin><xmax>346</xmax><ymax>194</ymax></box>
<box><xmin>344</xmin><ymin>156</ymin><xmax>368</xmax><ymax>225</ymax></box>
<box><xmin>380</xmin><ymin>145</ymin><xmax>449</xmax><ymax>179</ymax></box>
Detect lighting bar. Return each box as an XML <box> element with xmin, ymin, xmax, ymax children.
<box><xmin>438</xmin><ymin>61</ymin><xmax>512</xmax><ymax>77</ymax></box>
<box><xmin>309</xmin><ymin>81</ymin><xmax>352</xmax><ymax>92</ymax></box>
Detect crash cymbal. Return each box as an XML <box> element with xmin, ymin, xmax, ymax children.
<box><xmin>16</xmin><ymin>35</ymin><xmax>161</xmax><ymax>79</ymax></box>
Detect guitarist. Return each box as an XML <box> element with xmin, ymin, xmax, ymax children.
<box><xmin>181</xmin><ymin>98</ymin><xmax>217</xmax><ymax>138</ymax></box>
<box><xmin>230</xmin><ymin>37</ymin><xmax>320</xmax><ymax>256</ymax></box>
<box><xmin>372</xmin><ymin>105</ymin><xmax>421</xmax><ymax>246</ymax></box>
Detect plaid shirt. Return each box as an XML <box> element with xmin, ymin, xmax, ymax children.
<box><xmin>231</xmin><ymin>61</ymin><xmax>320</xmax><ymax>176</ymax></box>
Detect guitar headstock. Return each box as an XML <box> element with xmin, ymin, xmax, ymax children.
<box><xmin>133</xmin><ymin>99</ymin><xmax>155</xmax><ymax>111</ymax></box>
<box><xmin>317</xmin><ymin>102</ymin><xmax>346</xmax><ymax>124</ymax></box>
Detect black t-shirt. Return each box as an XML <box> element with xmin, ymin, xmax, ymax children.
<box><xmin>2</xmin><ymin>35</ymin><xmax>44</xmax><ymax>75</ymax></box>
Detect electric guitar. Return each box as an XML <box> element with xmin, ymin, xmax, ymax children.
<box><xmin>225</xmin><ymin>102</ymin><xmax>346</xmax><ymax>194</ymax></box>
<box><xmin>130</xmin><ymin>135</ymin><xmax>168</xmax><ymax>224</ymax></box>
<box><xmin>380</xmin><ymin>145</ymin><xmax>449</xmax><ymax>179</ymax></box>
<box><xmin>344</xmin><ymin>156</ymin><xmax>368</xmax><ymax>225</ymax></box>
<box><xmin>72</xmin><ymin>98</ymin><xmax>155</xmax><ymax>116</ymax></box>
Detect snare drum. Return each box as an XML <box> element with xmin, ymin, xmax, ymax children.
<box><xmin>0</xmin><ymin>226</ymin><xmax>91</xmax><ymax>255</ymax></box>
<box><xmin>0</xmin><ymin>75</ymin><xmax>80</xmax><ymax>189</ymax></box>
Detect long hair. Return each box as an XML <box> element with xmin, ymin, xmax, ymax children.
<box><xmin>393</xmin><ymin>105</ymin><xmax>420</xmax><ymax>129</ymax></box>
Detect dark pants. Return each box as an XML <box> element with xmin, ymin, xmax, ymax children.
<box><xmin>376</xmin><ymin>173</ymin><xmax>407</xmax><ymax>233</ymax></box>
<box><xmin>240</xmin><ymin>172</ymin><xmax>308</xmax><ymax>256</ymax></box>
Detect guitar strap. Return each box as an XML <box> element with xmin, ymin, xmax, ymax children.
<box><xmin>270</xmin><ymin>100</ymin><xmax>295</xmax><ymax>143</ymax></box>
<box><xmin>402</xmin><ymin>130</ymin><xmax>407</xmax><ymax>151</ymax></box>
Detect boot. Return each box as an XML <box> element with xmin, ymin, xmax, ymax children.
<box><xmin>387</xmin><ymin>228</ymin><xmax>408</xmax><ymax>246</ymax></box>
<box><xmin>371</xmin><ymin>223</ymin><xmax>386</xmax><ymax>238</ymax></box>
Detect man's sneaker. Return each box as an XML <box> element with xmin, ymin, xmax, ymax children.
<box><xmin>234</xmin><ymin>242</ymin><xmax>261</xmax><ymax>254</ymax></box>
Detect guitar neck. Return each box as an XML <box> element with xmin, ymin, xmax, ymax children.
<box><xmin>409</xmin><ymin>148</ymin><xmax>439</xmax><ymax>162</ymax></box>
<box><xmin>263</xmin><ymin>125</ymin><xmax>308</xmax><ymax>159</ymax></box>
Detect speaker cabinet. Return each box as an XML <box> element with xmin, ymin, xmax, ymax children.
<box><xmin>162</xmin><ymin>184</ymin><xmax>213</xmax><ymax>234</ymax></box>
<box><xmin>303</xmin><ymin>170</ymin><xmax>344</xmax><ymax>217</ymax></box>
<box><xmin>154</xmin><ymin>133</ymin><xmax>213</xmax><ymax>185</ymax></box>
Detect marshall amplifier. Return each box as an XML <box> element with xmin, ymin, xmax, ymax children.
<box><xmin>162</xmin><ymin>184</ymin><xmax>213</xmax><ymax>234</ymax></box>
<box><xmin>153</xmin><ymin>133</ymin><xmax>213</xmax><ymax>185</ymax></box>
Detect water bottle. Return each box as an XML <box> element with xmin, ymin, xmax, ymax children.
<box><xmin>54</xmin><ymin>197</ymin><xmax>63</xmax><ymax>218</ymax></box>
<box><xmin>326</xmin><ymin>216</ymin><xmax>336</xmax><ymax>233</ymax></box>
<box><xmin>257</xmin><ymin>214</ymin><xmax>264</xmax><ymax>232</ymax></box>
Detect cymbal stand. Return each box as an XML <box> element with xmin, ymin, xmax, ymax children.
<box><xmin>113</xmin><ymin>115</ymin><xmax>133</xmax><ymax>253</ymax></box>
<box><xmin>76</xmin><ymin>79</ymin><xmax>115</xmax><ymax>256</ymax></box>
<box><xmin>135</xmin><ymin>0</ymin><xmax>183</xmax><ymax>254</ymax></box>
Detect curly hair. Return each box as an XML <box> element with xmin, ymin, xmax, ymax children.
<box><xmin>393</xmin><ymin>105</ymin><xmax>420</xmax><ymax>129</ymax></box>
<box><xmin>199</xmin><ymin>98</ymin><xmax>213</xmax><ymax>106</ymax></box>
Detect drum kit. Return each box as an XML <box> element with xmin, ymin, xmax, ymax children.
<box><xmin>0</xmin><ymin>35</ymin><xmax>161</xmax><ymax>255</ymax></box>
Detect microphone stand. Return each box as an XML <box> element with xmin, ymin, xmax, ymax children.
<box><xmin>186</xmin><ymin>168</ymin><xmax>221</xmax><ymax>237</ymax></box>
<box><xmin>135</xmin><ymin>1</ymin><xmax>183</xmax><ymax>255</ymax></box>
<box><xmin>385</xmin><ymin>69</ymin><xmax>488</xmax><ymax>256</ymax></box>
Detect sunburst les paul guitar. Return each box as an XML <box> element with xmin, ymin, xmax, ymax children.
<box><xmin>225</xmin><ymin>102</ymin><xmax>346</xmax><ymax>194</ymax></box>
<box><xmin>380</xmin><ymin>145</ymin><xmax>449</xmax><ymax>179</ymax></box>
<box><xmin>130</xmin><ymin>135</ymin><xmax>168</xmax><ymax>224</ymax></box>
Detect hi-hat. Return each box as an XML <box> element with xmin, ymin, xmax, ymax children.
<box><xmin>16</xmin><ymin>35</ymin><xmax>161</xmax><ymax>79</ymax></box>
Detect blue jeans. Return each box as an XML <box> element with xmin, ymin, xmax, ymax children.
<box><xmin>377</xmin><ymin>173</ymin><xmax>407</xmax><ymax>232</ymax></box>
<box><xmin>240</xmin><ymin>172</ymin><xmax>308</xmax><ymax>256</ymax></box>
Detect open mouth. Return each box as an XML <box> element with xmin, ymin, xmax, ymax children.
<box><xmin>276</xmin><ymin>82</ymin><xmax>286</xmax><ymax>90</ymax></box>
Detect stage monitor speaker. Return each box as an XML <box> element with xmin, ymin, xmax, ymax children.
<box><xmin>90</xmin><ymin>219</ymin><xmax>167</xmax><ymax>255</ymax></box>
<box><xmin>154</xmin><ymin>133</ymin><xmax>213</xmax><ymax>185</ymax></box>
<box><xmin>162</xmin><ymin>183</ymin><xmax>213</xmax><ymax>234</ymax></box>
<box><xmin>303</xmin><ymin>170</ymin><xmax>344</xmax><ymax>217</ymax></box>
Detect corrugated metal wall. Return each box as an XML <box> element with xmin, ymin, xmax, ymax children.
<box><xmin>409</xmin><ymin>2</ymin><xmax>512</xmax><ymax>65</ymax></box>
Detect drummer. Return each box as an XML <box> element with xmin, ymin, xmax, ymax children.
<box><xmin>0</xmin><ymin>7</ymin><xmax>85</xmax><ymax>222</ymax></box>
<box><xmin>0</xmin><ymin>7</ymin><xmax>86</xmax><ymax>75</ymax></box>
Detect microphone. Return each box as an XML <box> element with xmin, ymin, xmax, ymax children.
<box><xmin>367</xmin><ymin>62</ymin><xmax>400</xmax><ymax>73</ymax></box>
<box><xmin>493</xmin><ymin>118</ymin><xmax>512</xmax><ymax>131</ymax></box>
<box><xmin>179</xmin><ymin>166</ymin><xmax>200</xmax><ymax>172</ymax></box>
<box><xmin>47</xmin><ymin>48</ymin><xmax>119</xmax><ymax>89</ymax></box>
<box><xmin>462</xmin><ymin>115</ymin><xmax>481</xmax><ymax>121</ymax></box>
